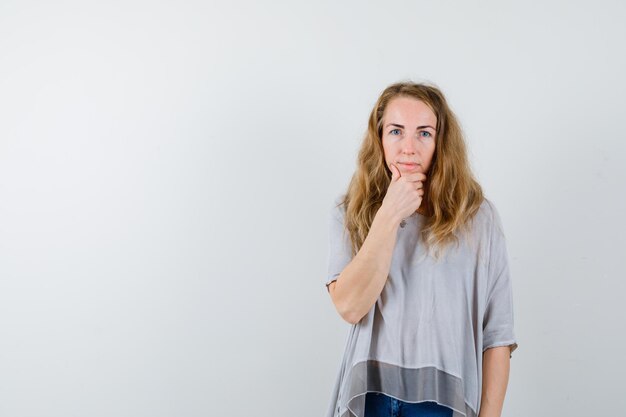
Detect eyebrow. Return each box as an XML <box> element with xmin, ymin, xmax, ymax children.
<box><xmin>385</xmin><ymin>123</ymin><xmax>436</xmax><ymax>131</ymax></box>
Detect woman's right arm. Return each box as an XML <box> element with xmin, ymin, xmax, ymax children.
<box><xmin>328</xmin><ymin>206</ymin><xmax>401</xmax><ymax>324</ymax></box>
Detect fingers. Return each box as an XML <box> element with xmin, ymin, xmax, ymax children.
<box><xmin>383</xmin><ymin>163</ymin><xmax>427</xmax><ymax>220</ymax></box>
<box><xmin>389</xmin><ymin>163</ymin><xmax>401</xmax><ymax>181</ymax></box>
<box><xmin>390</xmin><ymin>164</ymin><xmax>426</xmax><ymax>183</ymax></box>
<box><xmin>401</xmin><ymin>172</ymin><xmax>428</xmax><ymax>183</ymax></box>
<box><xmin>396</xmin><ymin>171</ymin><xmax>427</xmax><ymax>192</ymax></box>
<box><xmin>389</xmin><ymin>163</ymin><xmax>427</xmax><ymax>192</ymax></box>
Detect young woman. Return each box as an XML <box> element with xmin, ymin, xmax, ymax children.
<box><xmin>324</xmin><ymin>82</ymin><xmax>518</xmax><ymax>417</ymax></box>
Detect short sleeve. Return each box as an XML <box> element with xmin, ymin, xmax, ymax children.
<box><xmin>482</xmin><ymin>201</ymin><xmax>519</xmax><ymax>358</ymax></box>
<box><xmin>325</xmin><ymin>197</ymin><xmax>353</xmax><ymax>292</ymax></box>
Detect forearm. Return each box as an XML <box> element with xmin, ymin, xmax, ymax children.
<box><xmin>479</xmin><ymin>346</ymin><xmax>511</xmax><ymax>417</ymax></box>
<box><xmin>334</xmin><ymin>207</ymin><xmax>400</xmax><ymax>324</ymax></box>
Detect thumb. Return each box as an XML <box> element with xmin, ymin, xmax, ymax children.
<box><xmin>389</xmin><ymin>163</ymin><xmax>401</xmax><ymax>181</ymax></box>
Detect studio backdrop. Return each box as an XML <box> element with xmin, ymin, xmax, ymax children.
<box><xmin>0</xmin><ymin>1</ymin><xmax>625</xmax><ymax>416</ymax></box>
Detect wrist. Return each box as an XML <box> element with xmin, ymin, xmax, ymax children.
<box><xmin>374</xmin><ymin>206</ymin><xmax>401</xmax><ymax>230</ymax></box>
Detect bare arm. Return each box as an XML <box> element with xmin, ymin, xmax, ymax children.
<box><xmin>328</xmin><ymin>207</ymin><xmax>401</xmax><ymax>324</ymax></box>
<box><xmin>478</xmin><ymin>346</ymin><xmax>511</xmax><ymax>417</ymax></box>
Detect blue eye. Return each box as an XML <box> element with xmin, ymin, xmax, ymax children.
<box><xmin>419</xmin><ymin>131</ymin><xmax>432</xmax><ymax>138</ymax></box>
<box><xmin>390</xmin><ymin>129</ymin><xmax>401</xmax><ymax>135</ymax></box>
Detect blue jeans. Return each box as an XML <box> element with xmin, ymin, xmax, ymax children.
<box><xmin>364</xmin><ymin>392</ymin><xmax>454</xmax><ymax>417</ymax></box>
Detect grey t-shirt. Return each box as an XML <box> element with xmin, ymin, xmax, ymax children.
<box><xmin>324</xmin><ymin>195</ymin><xmax>518</xmax><ymax>417</ymax></box>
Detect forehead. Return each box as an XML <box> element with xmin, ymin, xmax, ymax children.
<box><xmin>383</xmin><ymin>96</ymin><xmax>437</xmax><ymax>125</ymax></box>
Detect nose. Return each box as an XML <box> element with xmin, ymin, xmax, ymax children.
<box><xmin>401</xmin><ymin>135</ymin><xmax>418</xmax><ymax>154</ymax></box>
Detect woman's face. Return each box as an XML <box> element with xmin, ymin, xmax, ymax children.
<box><xmin>381</xmin><ymin>96</ymin><xmax>437</xmax><ymax>176</ymax></box>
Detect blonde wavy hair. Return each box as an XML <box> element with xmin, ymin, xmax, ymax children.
<box><xmin>340</xmin><ymin>81</ymin><xmax>484</xmax><ymax>261</ymax></box>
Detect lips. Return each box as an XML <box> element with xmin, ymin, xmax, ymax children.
<box><xmin>398</xmin><ymin>162</ymin><xmax>419</xmax><ymax>170</ymax></box>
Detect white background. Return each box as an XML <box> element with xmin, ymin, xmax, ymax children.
<box><xmin>1</xmin><ymin>1</ymin><xmax>625</xmax><ymax>416</ymax></box>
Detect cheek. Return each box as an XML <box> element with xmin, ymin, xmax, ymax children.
<box><xmin>382</xmin><ymin>142</ymin><xmax>393</xmax><ymax>161</ymax></box>
<box><xmin>383</xmin><ymin>139</ymin><xmax>399</xmax><ymax>152</ymax></box>
<box><xmin>420</xmin><ymin>146</ymin><xmax>435</xmax><ymax>166</ymax></box>
<box><xmin>427</xmin><ymin>143</ymin><xmax>436</xmax><ymax>158</ymax></box>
